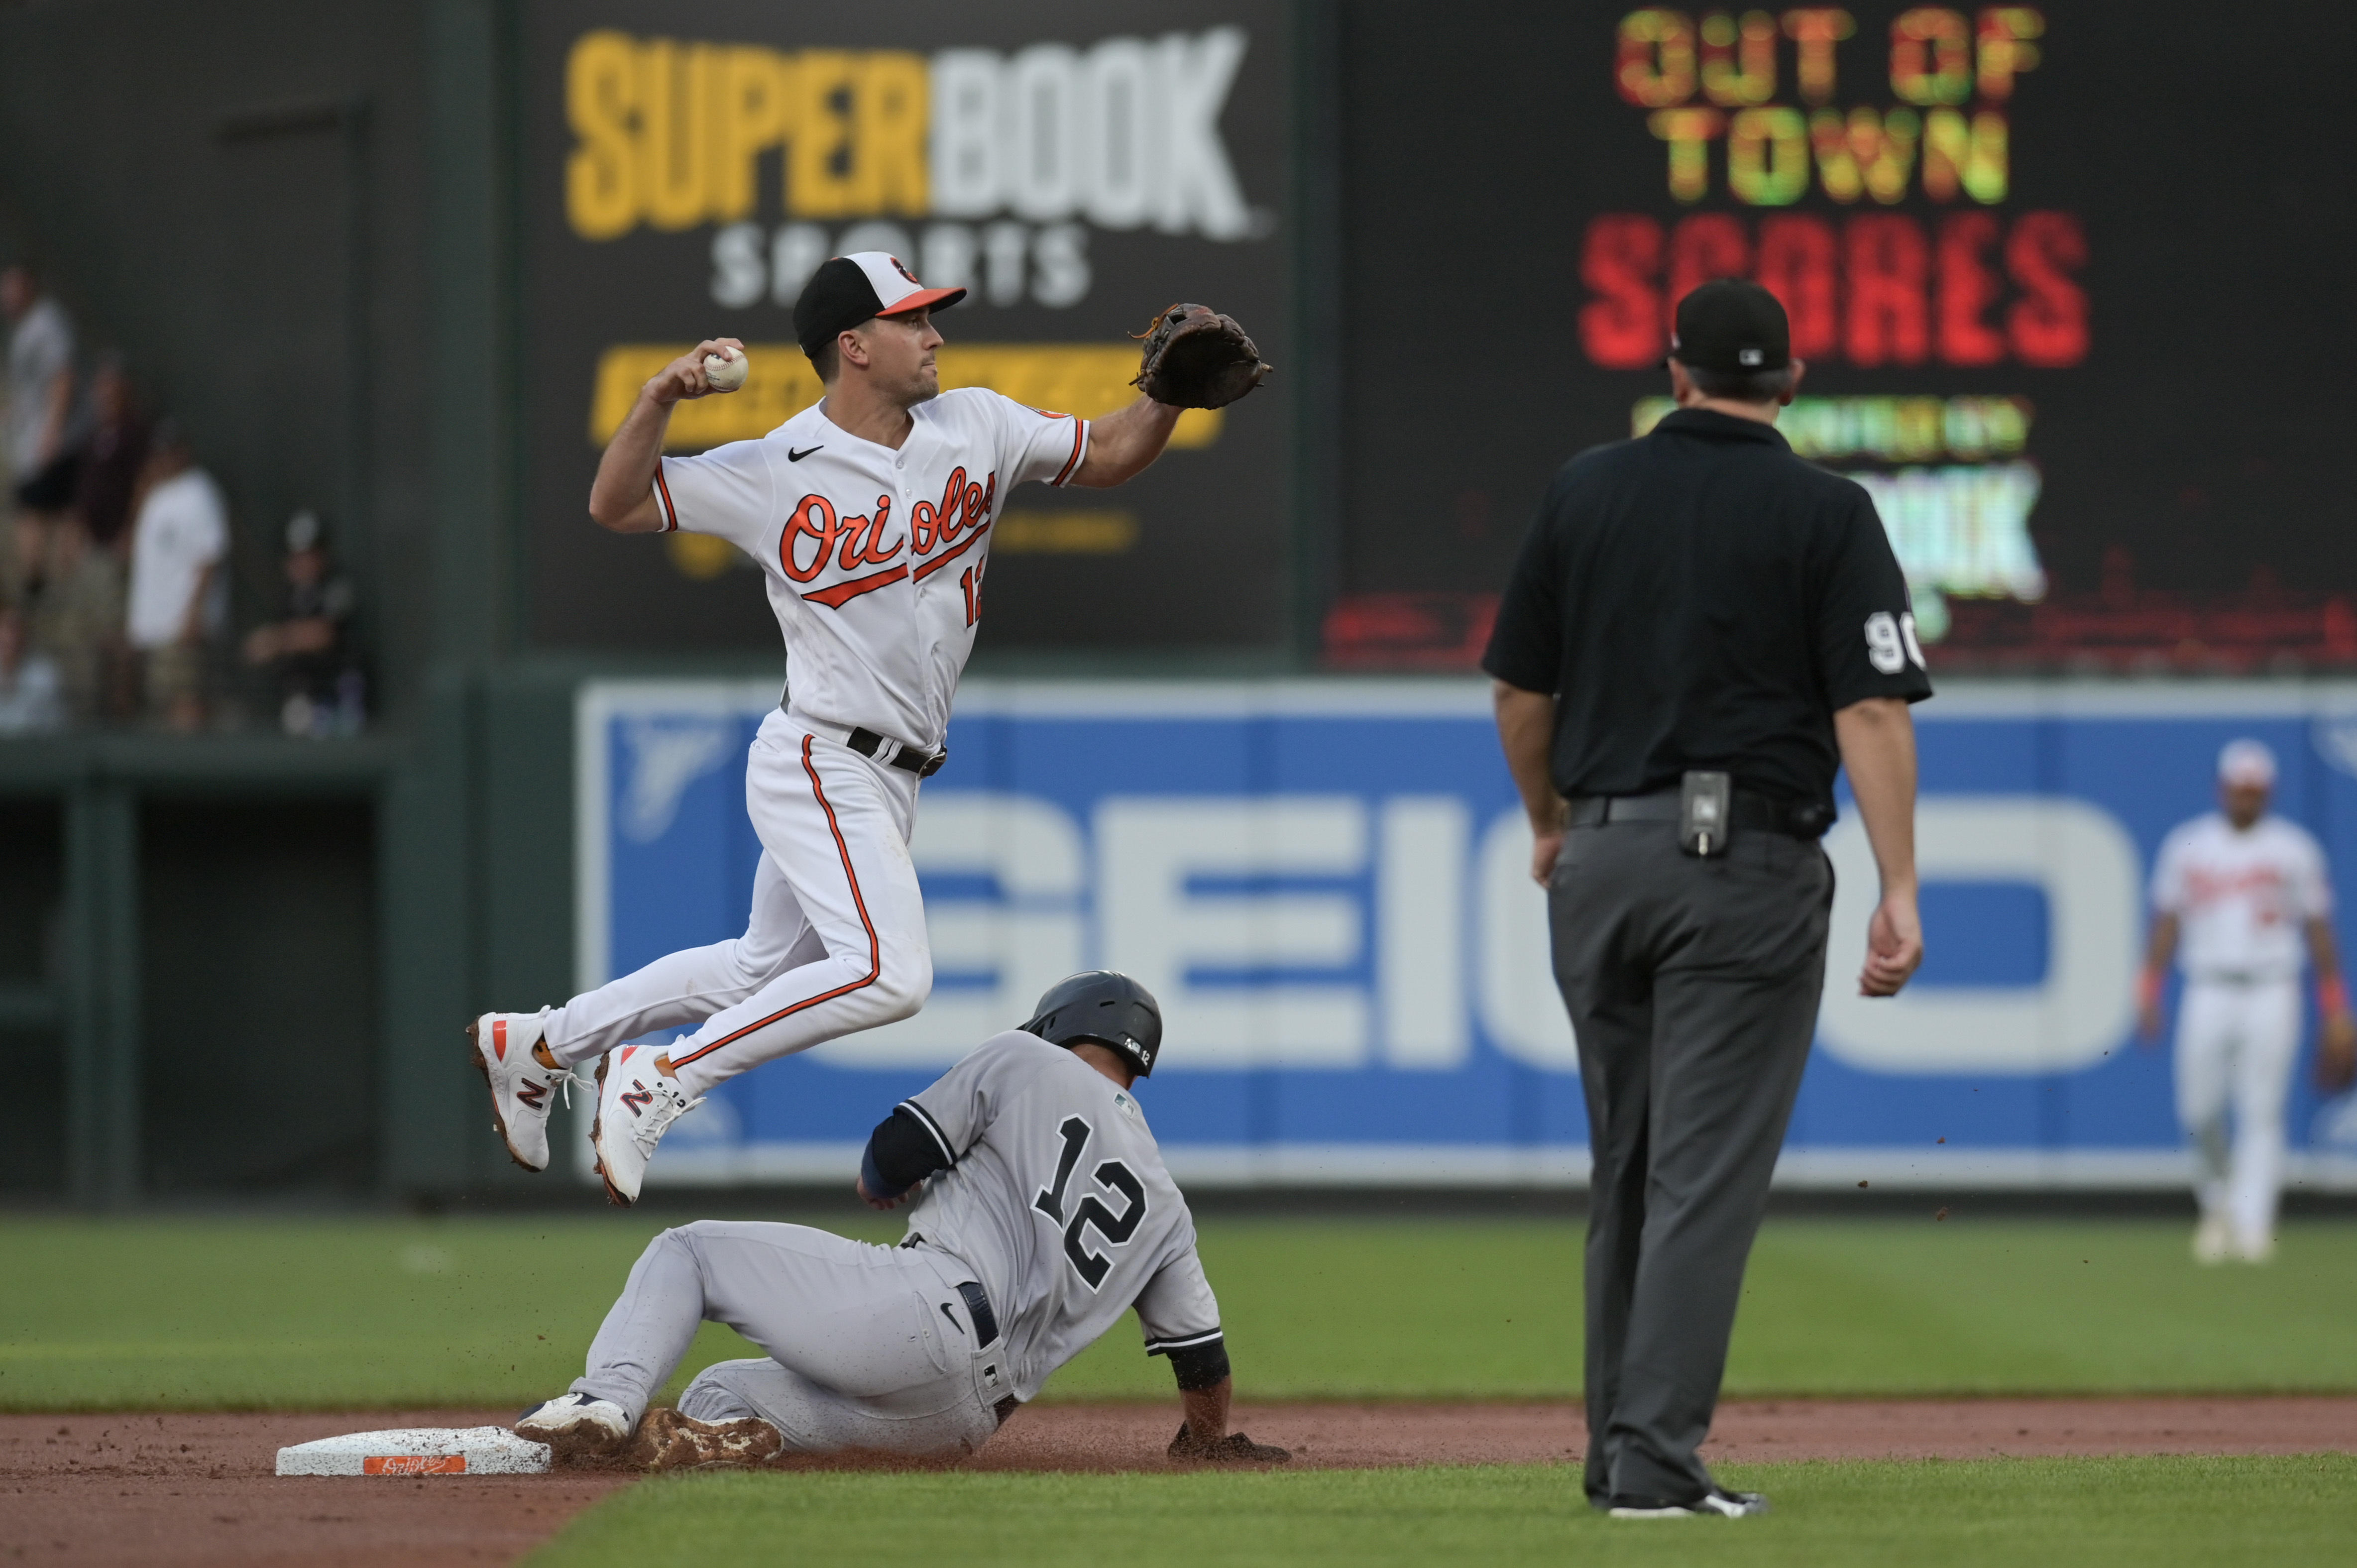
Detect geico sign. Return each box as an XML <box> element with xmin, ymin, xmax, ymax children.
<box><xmin>566</xmin><ymin>28</ymin><xmax>1253</xmax><ymax>241</ymax></box>
<box><xmin>1817</xmin><ymin>796</ymin><xmax>2141</xmax><ymax>1074</ymax></box>
<box><xmin>809</xmin><ymin>793</ymin><xmax>1577</xmax><ymax>1073</ymax></box>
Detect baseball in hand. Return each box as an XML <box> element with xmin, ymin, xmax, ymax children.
<box><xmin>703</xmin><ymin>347</ymin><xmax>749</xmax><ymax>392</ymax></box>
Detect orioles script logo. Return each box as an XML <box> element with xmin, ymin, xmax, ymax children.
<box><xmin>780</xmin><ymin>467</ymin><xmax>1000</xmax><ymax>593</ymax></box>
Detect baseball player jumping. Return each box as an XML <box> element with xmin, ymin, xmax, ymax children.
<box><xmin>467</xmin><ymin>255</ymin><xmax>1267</xmax><ymax>1203</ymax></box>
<box><xmin>2138</xmin><ymin>739</ymin><xmax>2357</xmax><ymax>1263</ymax></box>
<box><xmin>512</xmin><ymin>972</ymin><xmax>1289</xmax><ymax>1469</ymax></box>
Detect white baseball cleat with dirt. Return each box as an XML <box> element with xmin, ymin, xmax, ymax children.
<box><xmin>590</xmin><ymin>1044</ymin><xmax>704</xmax><ymax>1206</ymax></box>
<box><xmin>627</xmin><ymin>1407</ymin><xmax>786</xmax><ymax>1471</ymax></box>
<box><xmin>514</xmin><ymin>1393</ymin><xmax>632</xmax><ymax>1459</ymax></box>
<box><xmin>468</xmin><ymin>1010</ymin><xmax>573</xmax><ymax>1173</ymax></box>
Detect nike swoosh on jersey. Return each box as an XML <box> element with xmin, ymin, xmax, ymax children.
<box><xmin>788</xmin><ymin>445</ymin><xmax>823</xmax><ymax>461</ymax></box>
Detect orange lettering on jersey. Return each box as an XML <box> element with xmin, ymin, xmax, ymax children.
<box><xmin>912</xmin><ymin>518</ymin><xmax>989</xmax><ymax>582</ymax></box>
<box><xmin>912</xmin><ymin>467</ymin><xmax>968</xmax><ymax>553</ymax></box>
<box><xmin>781</xmin><ymin>494</ymin><xmax>845</xmax><ymax>583</ymax></box>
<box><xmin>936</xmin><ymin>466</ymin><xmax>972</xmax><ymax>543</ymax></box>
<box><xmin>801</xmin><ymin>563</ymin><xmax>910</xmax><ymax>608</ymax></box>
<box><xmin>856</xmin><ymin>495</ymin><xmax>904</xmax><ymax>566</ymax></box>
<box><xmin>836</xmin><ymin>507</ymin><xmax>873</xmax><ymax>571</ymax></box>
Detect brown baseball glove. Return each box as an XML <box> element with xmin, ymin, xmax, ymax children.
<box><xmin>1168</xmin><ymin>1421</ymin><xmax>1291</xmax><ymax>1465</ymax></box>
<box><xmin>1131</xmin><ymin>304</ymin><xmax>1272</xmax><ymax>409</ymax></box>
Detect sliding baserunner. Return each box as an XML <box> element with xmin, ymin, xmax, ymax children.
<box><xmin>514</xmin><ymin>973</ymin><xmax>1290</xmax><ymax>1469</ymax></box>
<box><xmin>467</xmin><ymin>254</ymin><xmax>1266</xmax><ymax>1202</ymax></box>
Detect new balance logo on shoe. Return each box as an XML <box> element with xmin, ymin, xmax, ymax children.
<box><xmin>517</xmin><ymin>1080</ymin><xmax>551</xmax><ymax>1110</ymax></box>
<box><xmin>622</xmin><ymin>1083</ymin><xmax>655</xmax><ymax>1115</ymax></box>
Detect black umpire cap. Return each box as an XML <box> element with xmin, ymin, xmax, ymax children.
<box><xmin>1665</xmin><ymin>278</ymin><xmax>1792</xmax><ymax>372</ymax></box>
<box><xmin>792</xmin><ymin>251</ymin><xmax>967</xmax><ymax>358</ymax></box>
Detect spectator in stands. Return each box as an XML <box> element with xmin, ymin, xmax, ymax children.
<box><xmin>124</xmin><ymin>421</ymin><xmax>227</xmax><ymax>732</ymax></box>
<box><xmin>34</xmin><ymin>352</ymin><xmax>147</xmax><ymax>721</ymax></box>
<box><xmin>0</xmin><ymin>606</ymin><xmax>63</xmax><ymax>735</ymax></box>
<box><xmin>74</xmin><ymin>354</ymin><xmax>149</xmax><ymax>553</ymax></box>
<box><xmin>243</xmin><ymin>508</ymin><xmax>362</xmax><ymax>737</ymax></box>
<box><xmin>26</xmin><ymin>496</ymin><xmax>125</xmax><ymax>724</ymax></box>
<box><xmin>4</xmin><ymin>264</ymin><xmax>83</xmax><ymax>563</ymax></box>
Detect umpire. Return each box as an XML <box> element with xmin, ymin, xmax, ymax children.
<box><xmin>1483</xmin><ymin>280</ymin><xmax>1930</xmax><ymax>1519</ymax></box>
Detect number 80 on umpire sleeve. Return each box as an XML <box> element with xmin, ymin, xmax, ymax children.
<box><xmin>1864</xmin><ymin>611</ymin><xmax>1928</xmax><ymax>674</ymax></box>
<box><xmin>1033</xmin><ymin>1116</ymin><xmax>1149</xmax><ymax>1290</ymax></box>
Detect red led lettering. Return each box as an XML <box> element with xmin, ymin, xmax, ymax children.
<box><xmin>1576</xmin><ymin>216</ymin><xmax>1664</xmax><ymax>369</ymax></box>
<box><xmin>2005</xmin><ymin>210</ymin><xmax>2088</xmax><ymax>367</ymax></box>
<box><xmin>1845</xmin><ymin>214</ymin><xmax>1929</xmax><ymax>366</ymax></box>
<box><xmin>1936</xmin><ymin>212</ymin><xmax>2006</xmax><ymax>366</ymax></box>
<box><xmin>1754</xmin><ymin>215</ymin><xmax>1839</xmax><ymax>359</ymax></box>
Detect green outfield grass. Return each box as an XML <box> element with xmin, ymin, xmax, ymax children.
<box><xmin>2</xmin><ymin>1212</ymin><xmax>2355</xmax><ymax>1410</ymax></box>
<box><xmin>524</xmin><ymin>1455</ymin><xmax>2357</xmax><ymax>1568</ymax></box>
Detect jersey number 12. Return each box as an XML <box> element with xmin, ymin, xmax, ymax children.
<box><xmin>1033</xmin><ymin>1115</ymin><xmax>1147</xmax><ymax>1290</ymax></box>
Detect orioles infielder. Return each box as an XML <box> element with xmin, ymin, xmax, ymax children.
<box><xmin>512</xmin><ymin>972</ymin><xmax>1288</xmax><ymax>1469</ymax></box>
<box><xmin>2139</xmin><ymin>739</ymin><xmax>2357</xmax><ymax>1263</ymax></box>
<box><xmin>467</xmin><ymin>254</ymin><xmax>1260</xmax><ymax>1203</ymax></box>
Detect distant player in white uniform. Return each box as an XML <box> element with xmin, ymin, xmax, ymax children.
<box><xmin>2139</xmin><ymin>739</ymin><xmax>2357</xmax><ymax>1263</ymax></box>
<box><xmin>511</xmin><ymin>972</ymin><xmax>1290</xmax><ymax>1469</ymax></box>
<box><xmin>467</xmin><ymin>253</ymin><xmax>1214</xmax><ymax>1204</ymax></box>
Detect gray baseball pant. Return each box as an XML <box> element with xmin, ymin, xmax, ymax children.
<box><xmin>571</xmin><ymin>1220</ymin><xmax>1006</xmax><ymax>1456</ymax></box>
<box><xmin>1549</xmin><ymin>818</ymin><xmax>1833</xmax><ymax>1504</ymax></box>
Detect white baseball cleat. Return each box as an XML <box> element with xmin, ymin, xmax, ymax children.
<box><xmin>514</xmin><ymin>1393</ymin><xmax>632</xmax><ymax>1459</ymax></box>
<box><xmin>2232</xmin><ymin>1229</ymin><xmax>2275</xmax><ymax>1264</ymax></box>
<box><xmin>468</xmin><ymin>1010</ymin><xmax>574</xmax><ymax>1173</ymax></box>
<box><xmin>2191</xmin><ymin>1213</ymin><xmax>2231</xmax><ymax>1265</ymax></box>
<box><xmin>590</xmin><ymin>1044</ymin><xmax>704</xmax><ymax>1206</ymax></box>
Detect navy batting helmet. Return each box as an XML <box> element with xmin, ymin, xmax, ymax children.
<box><xmin>1021</xmin><ymin>970</ymin><xmax>1163</xmax><ymax>1078</ymax></box>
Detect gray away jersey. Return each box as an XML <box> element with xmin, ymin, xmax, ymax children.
<box><xmin>898</xmin><ymin>1031</ymin><xmax>1222</xmax><ymax>1403</ymax></box>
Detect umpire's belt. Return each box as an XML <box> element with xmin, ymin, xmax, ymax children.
<box><xmin>955</xmin><ymin>1279</ymin><xmax>1000</xmax><ymax>1348</ymax></box>
<box><xmin>788</xmin><ymin>707</ymin><xmax>948</xmax><ymax>778</ymax></box>
<box><xmin>1566</xmin><ymin>786</ymin><xmax>1829</xmax><ymax>839</ymax></box>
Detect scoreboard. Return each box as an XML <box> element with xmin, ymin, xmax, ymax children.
<box><xmin>1325</xmin><ymin>2</ymin><xmax>2357</xmax><ymax>673</ymax></box>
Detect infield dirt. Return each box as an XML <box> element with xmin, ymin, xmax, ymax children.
<box><xmin>6</xmin><ymin>1397</ymin><xmax>2353</xmax><ymax>1566</ymax></box>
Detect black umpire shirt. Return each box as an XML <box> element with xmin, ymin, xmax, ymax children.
<box><xmin>1482</xmin><ymin>408</ymin><xmax>1932</xmax><ymax>817</ymax></box>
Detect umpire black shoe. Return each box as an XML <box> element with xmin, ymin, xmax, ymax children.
<box><xmin>1607</xmin><ymin>1487</ymin><xmax>1769</xmax><ymax>1519</ymax></box>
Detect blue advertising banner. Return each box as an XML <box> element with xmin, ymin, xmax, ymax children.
<box><xmin>575</xmin><ymin>679</ymin><xmax>2357</xmax><ymax>1190</ymax></box>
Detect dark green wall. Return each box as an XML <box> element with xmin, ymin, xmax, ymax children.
<box><xmin>0</xmin><ymin>0</ymin><xmax>591</xmax><ymax>1204</ymax></box>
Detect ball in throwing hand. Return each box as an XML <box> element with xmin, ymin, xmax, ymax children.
<box><xmin>703</xmin><ymin>348</ymin><xmax>749</xmax><ymax>393</ymax></box>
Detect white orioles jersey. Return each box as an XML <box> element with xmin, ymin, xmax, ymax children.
<box><xmin>2151</xmin><ymin>812</ymin><xmax>2333</xmax><ymax>981</ymax></box>
<box><xmin>652</xmin><ymin>389</ymin><xmax>1089</xmax><ymax>751</ymax></box>
<box><xmin>898</xmin><ymin>1032</ymin><xmax>1223</xmax><ymax>1404</ymax></box>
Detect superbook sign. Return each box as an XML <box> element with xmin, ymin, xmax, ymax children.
<box><xmin>576</xmin><ymin>679</ymin><xmax>2357</xmax><ymax>1191</ymax></box>
<box><xmin>522</xmin><ymin>0</ymin><xmax>1293</xmax><ymax>657</ymax></box>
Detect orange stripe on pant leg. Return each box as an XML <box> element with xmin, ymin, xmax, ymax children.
<box><xmin>670</xmin><ymin>736</ymin><xmax>885</xmax><ymax>1068</ymax></box>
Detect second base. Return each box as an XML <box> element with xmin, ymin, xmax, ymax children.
<box><xmin>274</xmin><ymin>1426</ymin><xmax>551</xmax><ymax>1476</ymax></box>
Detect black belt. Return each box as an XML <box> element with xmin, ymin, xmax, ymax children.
<box><xmin>848</xmin><ymin>725</ymin><xmax>947</xmax><ymax>779</ymax></box>
<box><xmin>1566</xmin><ymin>786</ymin><xmax>1829</xmax><ymax>839</ymax></box>
<box><xmin>956</xmin><ymin>1279</ymin><xmax>999</xmax><ymax>1348</ymax></box>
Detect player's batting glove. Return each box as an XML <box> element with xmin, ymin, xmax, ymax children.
<box><xmin>1168</xmin><ymin>1421</ymin><xmax>1291</xmax><ymax>1465</ymax></box>
<box><xmin>1131</xmin><ymin>305</ymin><xmax>1272</xmax><ymax>409</ymax></box>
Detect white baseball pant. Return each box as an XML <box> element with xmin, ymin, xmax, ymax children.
<box><xmin>572</xmin><ymin>1221</ymin><xmax>1007</xmax><ymax>1456</ymax></box>
<box><xmin>543</xmin><ymin>709</ymin><xmax>933</xmax><ymax>1098</ymax></box>
<box><xmin>2174</xmin><ymin>976</ymin><xmax>2301</xmax><ymax>1247</ymax></box>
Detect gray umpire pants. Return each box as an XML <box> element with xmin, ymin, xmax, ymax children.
<box><xmin>571</xmin><ymin>1221</ymin><xmax>1008</xmax><ymax>1456</ymax></box>
<box><xmin>1549</xmin><ymin>816</ymin><xmax>1833</xmax><ymax>1503</ymax></box>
